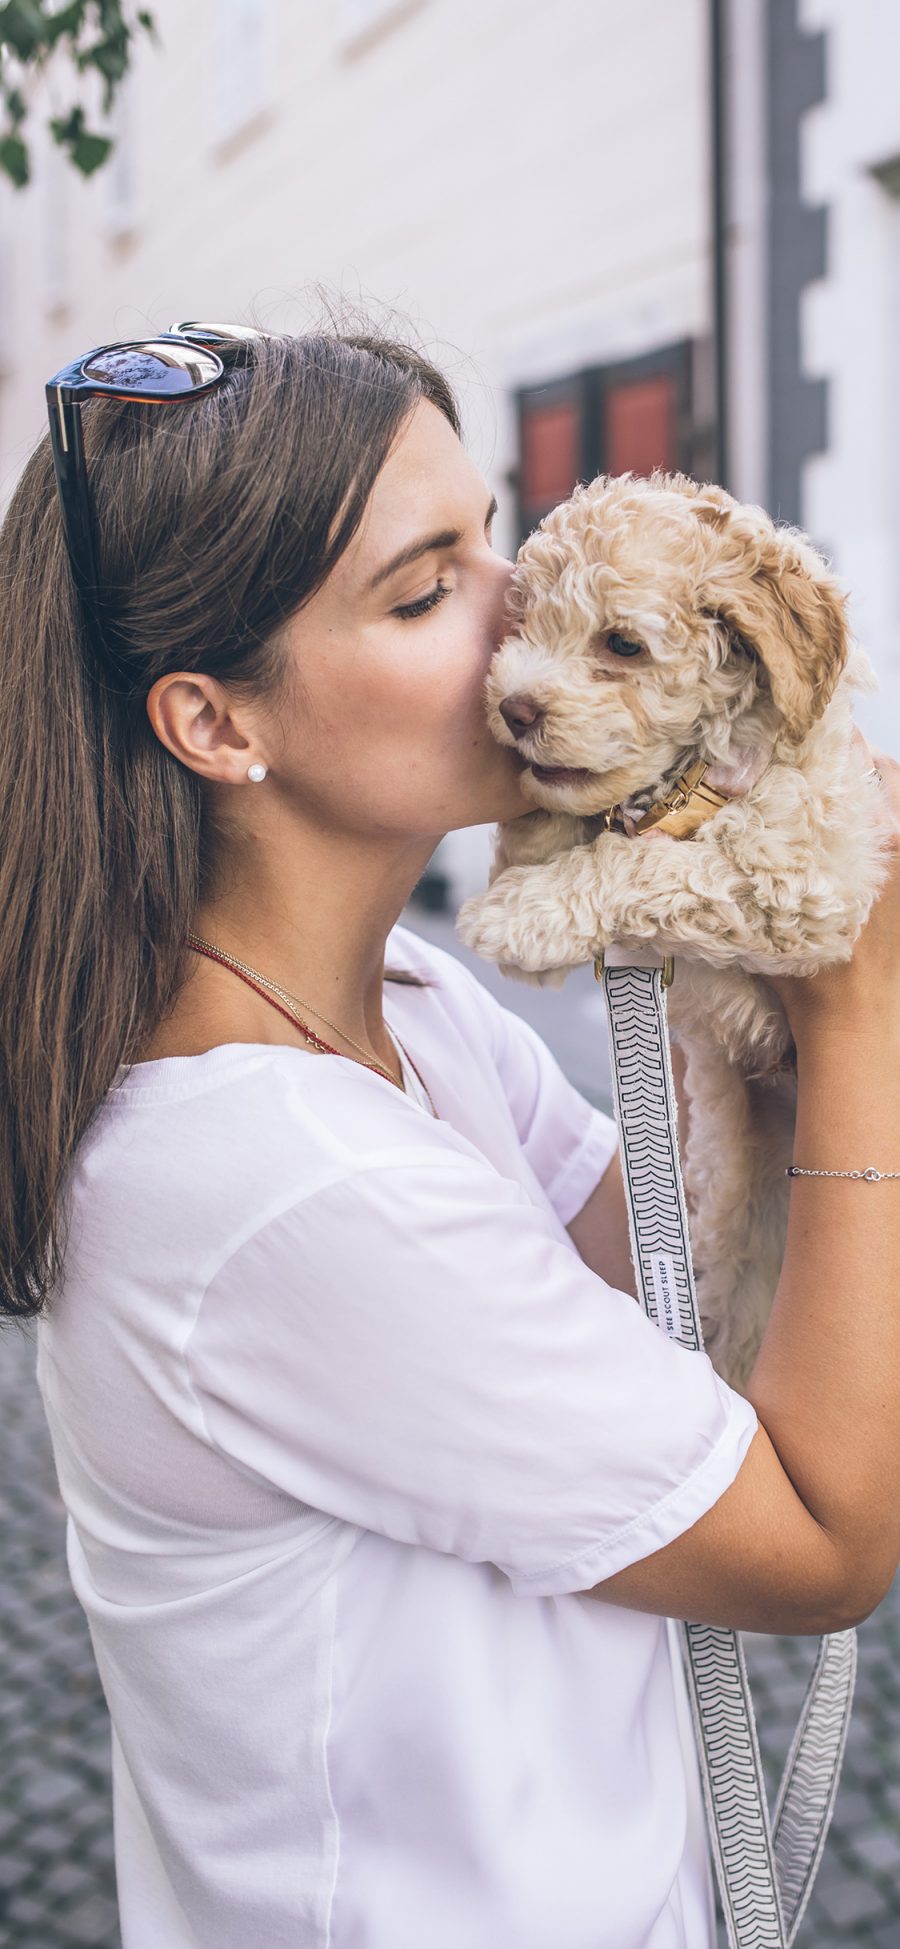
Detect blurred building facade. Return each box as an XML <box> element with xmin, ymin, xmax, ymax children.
<box><xmin>0</xmin><ymin>0</ymin><xmax>898</xmax><ymax>906</ymax></box>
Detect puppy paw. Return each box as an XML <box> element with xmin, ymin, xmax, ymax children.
<box><xmin>457</xmin><ymin>883</ymin><xmax>524</xmax><ymax>964</ymax></box>
<box><xmin>457</xmin><ymin>867</ymin><xmax>588</xmax><ymax>974</ymax></box>
<box><xmin>497</xmin><ymin>962</ymin><xmax>572</xmax><ymax>990</ymax></box>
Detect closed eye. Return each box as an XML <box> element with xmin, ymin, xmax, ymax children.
<box><xmin>393</xmin><ymin>580</ymin><xmax>451</xmax><ymax>621</ymax></box>
<box><xmin>392</xmin><ymin>497</ymin><xmax>496</xmax><ymax>621</ymax></box>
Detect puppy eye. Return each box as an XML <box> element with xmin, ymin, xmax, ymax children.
<box><xmin>606</xmin><ymin>631</ymin><xmax>645</xmax><ymax>658</ymax></box>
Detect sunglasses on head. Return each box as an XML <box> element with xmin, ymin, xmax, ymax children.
<box><xmin>44</xmin><ymin>320</ymin><xmax>276</xmax><ymax>679</ymax></box>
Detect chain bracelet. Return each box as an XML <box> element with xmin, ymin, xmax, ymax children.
<box><xmin>786</xmin><ymin>1166</ymin><xmax>900</xmax><ymax>1181</ymax></box>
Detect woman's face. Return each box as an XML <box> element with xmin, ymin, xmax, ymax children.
<box><xmin>267</xmin><ymin>397</ymin><xmax>533</xmax><ymax>836</ymax></box>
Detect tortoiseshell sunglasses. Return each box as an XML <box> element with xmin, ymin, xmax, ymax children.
<box><xmin>45</xmin><ymin>320</ymin><xmax>274</xmax><ymax>672</ymax></box>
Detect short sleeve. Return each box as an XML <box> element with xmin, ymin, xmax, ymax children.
<box><xmin>437</xmin><ymin>955</ymin><xmax>620</xmax><ymax>1224</ymax></box>
<box><xmin>185</xmin><ymin>1148</ymin><xmax>759</xmax><ymax>1599</ymax></box>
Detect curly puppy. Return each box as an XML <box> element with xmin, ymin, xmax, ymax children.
<box><xmin>457</xmin><ymin>472</ymin><xmax>894</xmax><ymax>1391</ymax></box>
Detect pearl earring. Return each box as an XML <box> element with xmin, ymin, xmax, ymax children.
<box><xmin>247</xmin><ymin>763</ymin><xmax>268</xmax><ymax>783</ymax></box>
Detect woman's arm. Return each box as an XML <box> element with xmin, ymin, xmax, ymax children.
<box><xmin>587</xmin><ymin>1003</ymin><xmax>900</xmax><ymax>1632</ymax></box>
<box><xmin>583</xmin><ymin>738</ymin><xmax>900</xmax><ymax>1632</ymax></box>
<box><xmin>566</xmin><ymin>1041</ymin><xmax>691</xmax><ymax>1298</ymax></box>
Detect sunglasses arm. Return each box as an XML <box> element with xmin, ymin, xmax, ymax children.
<box><xmin>45</xmin><ymin>384</ymin><xmax>103</xmax><ymax>599</ymax></box>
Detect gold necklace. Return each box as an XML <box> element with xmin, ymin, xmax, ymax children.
<box><xmin>185</xmin><ymin>933</ymin><xmax>439</xmax><ymax>1116</ymax></box>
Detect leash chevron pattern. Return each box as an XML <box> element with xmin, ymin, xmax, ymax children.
<box><xmin>599</xmin><ymin>958</ymin><xmax>856</xmax><ymax>1949</ymax></box>
<box><xmin>772</xmin><ymin>1628</ymin><xmax>857</xmax><ymax>1940</ymax></box>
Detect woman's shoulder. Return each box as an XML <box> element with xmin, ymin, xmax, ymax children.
<box><xmin>385</xmin><ymin>918</ymin><xmax>461</xmax><ymax>984</ymax></box>
<box><xmin>77</xmin><ymin>926</ymin><xmax>504</xmax><ymax>1240</ymax></box>
<box><xmin>67</xmin><ymin>1031</ymin><xmax>490</xmax><ymax>1316</ymax></box>
<box><xmin>386</xmin><ymin>919</ymin><xmax>500</xmax><ymax>1025</ymax></box>
<box><xmin>97</xmin><ymin>990</ymin><xmax>482</xmax><ymax>1202</ymax></box>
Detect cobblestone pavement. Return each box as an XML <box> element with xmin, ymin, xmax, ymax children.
<box><xmin>2</xmin><ymin>908</ymin><xmax>898</xmax><ymax>1946</ymax></box>
<box><xmin>2</xmin><ymin>1322</ymin><xmax>120</xmax><ymax>1949</ymax></box>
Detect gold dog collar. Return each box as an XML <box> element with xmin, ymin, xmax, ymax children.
<box><xmin>601</xmin><ymin>757</ymin><xmax>732</xmax><ymax>841</ymax></box>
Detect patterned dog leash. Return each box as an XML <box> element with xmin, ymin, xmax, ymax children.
<box><xmin>597</xmin><ymin>942</ymin><xmax>857</xmax><ymax>1949</ymax></box>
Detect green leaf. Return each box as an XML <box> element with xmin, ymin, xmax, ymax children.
<box><xmin>49</xmin><ymin>103</ymin><xmax>85</xmax><ymax>145</ymax></box>
<box><xmin>76</xmin><ymin>38</ymin><xmax>129</xmax><ymax>85</ymax></box>
<box><xmin>50</xmin><ymin>105</ymin><xmax>112</xmax><ymax>173</ymax></box>
<box><xmin>0</xmin><ymin>127</ymin><xmax>28</xmax><ymax>184</ymax></box>
<box><xmin>44</xmin><ymin>3</ymin><xmax>89</xmax><ymax>48</ymax></box>
<box><xmin>0</xmin><ymin>0</ymin><xmax>49</xmax><ymax>63</ymax></box>
<box><xmin>68</xmin><ymin>126</ymin><xmax>111</xmax><ymax>173</ymax></box>
<box><xmin>1</xmin><ymin>2</ymin><xmax>158</xmax><ymax>188</ymax></box>
<box><xmin>3</xmin><ymin>83</ymin><xmax>26</xmax><ymax>123</ymax></box>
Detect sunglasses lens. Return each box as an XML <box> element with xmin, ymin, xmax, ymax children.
<box><xmin>81</xmin><ymin>341</ymin><xmax>222</xmax><ymax>393</ymax></box>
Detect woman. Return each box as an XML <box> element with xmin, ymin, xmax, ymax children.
<box><xmin>1</xmin><ymin>319</ymin><xmax>898</xmax><ymax>1949</ymax></box>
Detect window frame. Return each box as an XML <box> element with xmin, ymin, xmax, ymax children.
<box><xmin>208</xmin><ymin>0</ymin><xmax>275</xmax><ymax>155</ymax></box>
<box><xmin>514</xmin><ymin>339</ymin><xmax>698</xmax><ymax>546</ymax></box>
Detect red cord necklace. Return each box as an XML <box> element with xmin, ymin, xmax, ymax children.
<box><xmin>184</xmin><ymin>934</ymin><xmax>438</xmax><ymax>1115</ymax></box>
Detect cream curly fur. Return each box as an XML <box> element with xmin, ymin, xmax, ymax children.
<box><xmin>457</xmin><ymin>473</ymin><xmax>894</xmax><ymax>1391</ymax></box>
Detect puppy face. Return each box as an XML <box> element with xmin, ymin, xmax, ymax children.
<box><xmin>487</xmin><ymin>472</ymin><xmax>851</xmax><ymax>816</ymax></box>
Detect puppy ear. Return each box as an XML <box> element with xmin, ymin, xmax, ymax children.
<box><xmin>702</xmin><ymin>518</ymin><xmax>850</xmax><ymax>740</ymax></box>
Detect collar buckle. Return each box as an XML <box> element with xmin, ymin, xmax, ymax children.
<box><xmin>602</xmin><ymin>758</ymin><xmax>733</xmax><ymax>841</ymax></box>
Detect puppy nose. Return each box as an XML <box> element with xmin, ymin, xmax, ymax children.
<box><xmin>499</xmin><ymin>693</ymin><xmax>544</xmax><ymax>737</ymax></box>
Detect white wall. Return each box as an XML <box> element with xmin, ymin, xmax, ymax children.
<box><xmin>0</xmin><ymin>0</ymin><xmax>711</xmax><ymax>546</ymax></box>
<box><xmin>799</xmin><ymin>0</ymin><xmax>900</xmax><ymax>756</ymax></box>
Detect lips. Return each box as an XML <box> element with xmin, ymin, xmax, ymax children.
<box><xmin>530</xmin><ymin>763</ymin><xmax>595</xmax><ymax>785</ymax></box>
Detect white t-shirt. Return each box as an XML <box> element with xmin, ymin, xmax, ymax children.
<box><xmin>36</xmin><ymin>922</ymin><xmax>758</xmax><ymax>1949</ymax></box>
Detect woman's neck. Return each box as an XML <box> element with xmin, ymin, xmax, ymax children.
<box><xmin>178</xmin><ymin>826</ymin><xmax>439</xmax><ymax>1067</ymax></box>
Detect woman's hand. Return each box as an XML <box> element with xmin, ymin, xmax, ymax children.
<box><xmin>765</xmin><ymin>729</ymin><xmax>900</xmax><ymax>1040</ymax></box>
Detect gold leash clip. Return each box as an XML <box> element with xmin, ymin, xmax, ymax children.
<box><xmin>594</xmin><ymin>950</ymin><xmax>675</xmax><ymax>987</ymax></box>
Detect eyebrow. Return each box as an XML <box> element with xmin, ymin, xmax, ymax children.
<box><xmin>367</xmin><ymin>493</ymin><xmax>499</xmax><ymax>592</ymax></box>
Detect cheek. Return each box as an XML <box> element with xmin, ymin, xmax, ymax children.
<box><xmin>311</xmin><ymin>636</ymin><xmax>478</xmax><ymax>790</ymax></box>
<box><xmin>294</xmin><ymin>593</ymin><xmax>501</xmax><ymax>790</ymax></box>
<box><xmin>370</xmin><ymin>616</ymin><xmax>492</xmax><ymax>749</ymax></box>
<box><xmin>371</xmin><ymin>647</ymin><xmax>472</xmax><ymax>750</ymax></box>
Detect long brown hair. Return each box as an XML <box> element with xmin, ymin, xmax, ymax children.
<box><xmin>0</xmin><ymin>314</ymin><xmax>457</xmax><ymax>1322</ymax></box>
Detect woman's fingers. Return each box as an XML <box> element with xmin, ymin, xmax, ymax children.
<box><xmin>852</xmin><ymin>725</ymin><xmax>900</xmax><ymax>834</ymax></box>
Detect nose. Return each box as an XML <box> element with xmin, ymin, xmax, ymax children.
<box><xmin>499</xmin><ymin>693</ymin><xmax>544</xmax><ymax>738</ymax></box>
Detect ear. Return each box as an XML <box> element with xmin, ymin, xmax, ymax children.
<box><xmin>700</xmin><ymin>513</ymin><xmax>850</xmax><ymax>740</ymax></box>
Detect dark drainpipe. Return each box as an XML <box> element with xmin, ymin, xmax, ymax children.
<box><xmin>710</xmin><ymin>0</ymin><xmax>729</xmax><ymax>490</ymax></box>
